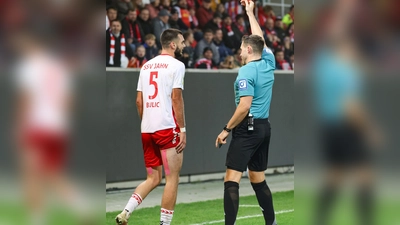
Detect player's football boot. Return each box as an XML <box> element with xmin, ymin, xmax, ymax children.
<box><xmin>115</xmin><ymin>210</ymin><xmax>129</xmax><ymax>225</ymax></box>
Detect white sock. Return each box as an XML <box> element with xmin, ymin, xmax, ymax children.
<box><xmin>160</xmin><ymin>208</ymin><xmax>174</xmax><ymax>225</ymax></box>
<box><xmin>124</xmin><ymin>193</ymin><xmax>143</xmax><ymax>216</ymax></box>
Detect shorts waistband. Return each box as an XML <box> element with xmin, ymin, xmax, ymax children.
<box><xmin>253</xmin><ymin>118</ymin><xmax>269</xmax><ymax>124</ymax></box>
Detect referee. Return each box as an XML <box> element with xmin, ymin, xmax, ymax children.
<box><xmin>215</xmin><ymin>1</ymin><xmax>277</xmax><ymax>225</ymax></box>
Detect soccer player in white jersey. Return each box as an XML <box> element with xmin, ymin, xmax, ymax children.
<box><xmin>13</xmin><ymin>33</ymin><xmax>86</xmax><ymax>224</ymax></box>
<box><xmin>116</xmin><ymin>28</ymin><xmax>187</xmax><ymax>225</ymax></box>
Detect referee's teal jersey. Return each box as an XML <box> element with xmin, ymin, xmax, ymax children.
<box><xmin>313</xmin><ymin>47</ymin><xmax>362</xmax><ymax>122</ymax></box>
<box><xmin>234</xmin><ymin>47</ymin><xmax>275</xmax><ymax>119</ymax></box>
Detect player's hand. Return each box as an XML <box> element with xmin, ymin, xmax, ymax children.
<box><xmin>243</xmin><ymin>0</ymin><xmax>255</xmax><ymax>15</ymax></box>
<box><xmin>215</xmin><ymin>130</ymin><xmax>229</xmax><ymax>148</ymax></box>
<box><xmin>176</xmin><ymin>132</ymin><xmax>186</xmax><ymax>154</ymax></box>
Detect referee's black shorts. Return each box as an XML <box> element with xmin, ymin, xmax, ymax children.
<box><xmin>226</xmin><ymin>117</ymin><xmax>271</xmax><ymax>172</ymax></box>
<box><xmin>321</xmin><ymin>121</ymin><xmax>370</xmax><ymax>167</ymax></box>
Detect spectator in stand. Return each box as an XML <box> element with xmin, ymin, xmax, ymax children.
<box><xmin>188</xmin><ymin>7</ymin><xmax>199</xmax><ymax>29</ymax></box>
<box><xmin>289</xmin><ymin>53</ymin><xmax>294</xmax><ymax>70</ymax></box>
<box><xmin>107</xmin><ymin>0</ymin><xmax>114</xmax><ymax>8</ymax></box>
<box><xmin>106</xmin><ymin>10</ymin><xmax>109</xmax><ymax>30</ymax></box>
<box><xmin>137</xmin><ymin>8</ymin><xmax>153</xmax><ymax>36</ymax></box>
<box><xmin>186</xmin><ymin>0</ymin><xmax>195</xmax><ymax>9</ymax></box>
<box><xmin>169</xmin><ymin>8</ymin><xmax>181</xmax><ymax>29</ymax></box>
<box><xmin>219</xmin><ymin>55</ymin><xmax>238</xmax><ymax>69</ymax></box>
<box><xmin>174</xmin><ymin>0</ymin><xmax>194</xmax><ymax>31</ymax></box>
<box><xmin>153</xmin><ymin>9</ymin><xmax>171</xmax><ymax>48</ymax></box>
<box><xmin>146</xmin><ymin>0</ymin><xmax>161</xmax><ymax>19</ymax></box>
<box><xmin>263</xmin><ymin>18</ymin><xmax>280</xmax><ymax>49</ymax></box>
<box><xmin>287</xmin><ymin>22</ymin><xmax>294</xmax><ymax>43</ymax></box>
<box><xmin>282</xmin><ymin>4</ymin><xmax>294</xmax><ymax>29</ymax></box>
<box><xmin>258</xmin><ymin>5</ymin><xmax>275</xmax><ymax>28</ymax></box>
<box><xmin>210</xmin><ymin>0</ymin><xmax>220</xmax><ymax>12</ymax></box>
<box><xmin>275</xmin><ymin>49</ymin><xmax>291</xmax><ymax>70</ymax></box>
<box><xmin>132</xmin><ymin>0</ymin><xmax>145</xmax><ymax>11</ymax></box>
<box><xmin>180</xmin><ymin>31</ymin><xmax>196</xmax><ymax>68</ymax></box>
<box><xmin>143</xmin><ymin>34</ymin><xmax>159</xmax><ymax>60</ymax></box>
<box><xmin>107</xmin><ymin>6</ymin><xmax>118</xmax><ymax>30</ymax></box>
<box><xmin>107</xmin><ymin>20</ymin><xmax>134</xmax><ymax>67</ymax></box>
<box><xmin>116</xmin><ymin>0</ymin><xmax>134</xmax><ymax>20</ymax></box>
<box><xmin>195</xmin><ymin>29</ymin><xmax>220</xmax><ymax>63</ymax></box>
<box><xmin>216</xmin><ymin>3</ymin><xmax>228</xmax><ymax>18</ymax></box>
<box><xmin>224</xmin><ymin>0</ymin><xmax>242</xmax><ymax>22</ymax></box>
<box><xmin>221</xmin><ymin>14</ymin><xmax>242</xmax><ymax>53</ymax></box>
<box><xmin>274</xmin><ymin>16</ymin><xmax>286</xmax><ymax>42</ymax></box>
<box><xmin>194</xmin><ymin>47</ymin><xmax>218</xmax><ymax>69</ymax></box>
<box><xmin>161</xmin><ymin>0</ymin><xmax>172</xmax><ymax>11</ymax></box>
<box><xmin>204</xmin><ymin>12</ymin><xmax>222</xmax><ymax>32</ymax></box>
<box><xmin>235</xmin><ymin>14</ymin><xmax>248</xmax><ymax>35</ymax></box>
<box><xmin>188</xmin><ymin>7</ymin><xmax>203</xmax><ymax>42</ymax></box>
<box><xmin>122</xmin><ymin>9</ymin><xmax>145</xmax><ymax>52</ymax></box>
<box><xmin>196</xmin><ymin>0</ymin><xmax>214</xmax><ymax>29</ymax></box>
<box><xmin>213</xmin><ymin>28</ymin><xmax>233</xmax><ymax>63</ymax></box>
<box><xmin>282</xmin><ymin>36</ymin><xmax>294</xmax><ymax>60</ymax></box>
<box><xmin>189</xmin><ymin>8</ymin><xmax>201</xmax><ymax>31</ymax></box>
<box><xmin>128</xmin><ymin>45</ymin><xmax>148</xmax><ymax>68</ymax></box>
<box><xmin>233</xmin><ymin>48</ymin><xmax>242</xmax><ymax>66</ymax></box>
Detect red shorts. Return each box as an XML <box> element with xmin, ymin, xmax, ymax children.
<box><xmin>23</xmin><ymin>128</ymin><xmax>68</xmax><ymax>171</ymax></box>
<box><xmin>141</xmin><ymin>128</ymin><xmax>180</xmax><ymax>167</ymax></box>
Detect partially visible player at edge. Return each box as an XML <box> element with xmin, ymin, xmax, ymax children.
<box><xmin>215</xmin><ymin>0</ymin><xmax>277</xmax><ymax>224</ymax></box>
<box><xmin>115</xmin><ymin>28</ymin><xmax>187</xmax><ymax>225</ymax></box>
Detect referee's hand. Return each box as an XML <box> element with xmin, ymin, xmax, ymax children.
<box><xmin>215</xmin><ymin>130</ymin><xmax>229</xmax><ymax>148</ymax></box>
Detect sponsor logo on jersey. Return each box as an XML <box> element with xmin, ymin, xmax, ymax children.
<box><xmin>239</xmin><ymin>79</ymin><xmax>247</xmax><ymax>90</ymax></box>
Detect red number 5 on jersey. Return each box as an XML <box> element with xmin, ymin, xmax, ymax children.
<box><xmin>149</xmin><ymin>71</ymin><xmax>158</xmax><ymax>99</ymax></box>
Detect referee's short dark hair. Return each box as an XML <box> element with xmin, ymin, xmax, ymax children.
<box><xmin>160</xmin><ymin>28</ymin><xmax>183</xmax><ymax>49</ymax></box>
<box><xmin>242</xmin><ymin>35</ymin><xmax>265</xmax><ymax>55</ymax></box>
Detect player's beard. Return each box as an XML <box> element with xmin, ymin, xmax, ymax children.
<box><xmin>174</xmin><ymin>47</ymin><xmax>183</xmax><ymax>58</ymax></box>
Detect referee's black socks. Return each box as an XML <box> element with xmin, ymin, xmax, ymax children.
<box><xmin>357</xmin><ymin>186</ymin><xmax>374</xmax><ymax>225</ymax></box>
<box><xmin>251</xmin><ymin>180</ymin><xmax>276</xmax><ymax>225</ymax></box>
<box><xmin>224</xmin><ymin>181</ymin><xmax>239</xmax><ymax>225</ymax></box>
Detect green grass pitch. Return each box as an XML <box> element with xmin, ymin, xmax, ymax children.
<box><xmin>106</xmin><ymin>190</ymin><xmax>294</xmax><ymax>225</ymax></box>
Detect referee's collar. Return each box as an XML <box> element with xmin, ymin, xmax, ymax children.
<box><xmin>247</xmin><ymin>58</ymin><xmax>262</xmax><ymax>63</ymax></box>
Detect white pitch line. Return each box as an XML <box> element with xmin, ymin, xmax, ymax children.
<box><xmin>190</xmin><ymin>209</ymin><xmax>294</xmax><ymax>225</ymax></box>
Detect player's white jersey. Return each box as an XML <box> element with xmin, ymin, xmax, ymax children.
<box><xmin>15</xmin><ymin>52</ymin><xmax>71</xmax><ymax>132</ymax></box>
<box><xmin>137</xmin><ymin>54</ymin><xmax>185</xmax><ymax>133</ymax></box>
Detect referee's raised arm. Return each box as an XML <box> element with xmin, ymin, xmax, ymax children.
<box><xmin>244</xmin><ymin>0</ymin><xmax>267</xmax><ymax>48</ymax></box>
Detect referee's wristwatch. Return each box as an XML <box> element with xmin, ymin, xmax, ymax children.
<box><xmin>223</xmin><ymin>125</ymin><xmax>232</xmax><ymax>133</ymax></box>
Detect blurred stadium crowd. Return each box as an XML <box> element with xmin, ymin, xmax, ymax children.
<box><xmin>106</xmin><ymin>0</ymin><xmax>294</xmax><ymax>70</ymax></box>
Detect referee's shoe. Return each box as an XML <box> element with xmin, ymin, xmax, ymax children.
<box><xmin>115</xmin><ymin>210</ymin><xmax>129</xmax><ymax>225</ymax></box>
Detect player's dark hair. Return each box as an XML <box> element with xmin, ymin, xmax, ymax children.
<box><xmin>160</xmin><ymin>28</ymin><xmax>183</xmax><ymax>49</ymax></box>
<box><xmin>242</xmin><ymin>35</ymin><xmax>265</xmax><ymax>55</ymax></box>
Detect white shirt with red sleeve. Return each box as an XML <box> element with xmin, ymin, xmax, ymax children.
<box><xmin>15</xmin><ymin>52</ymin><xmax>71</xmax><ymax>133</ymax></box>
<box><xmin>137</xmin><ymin>54</ymin><xmax>185</xmax><ymax>133</ymax></box>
